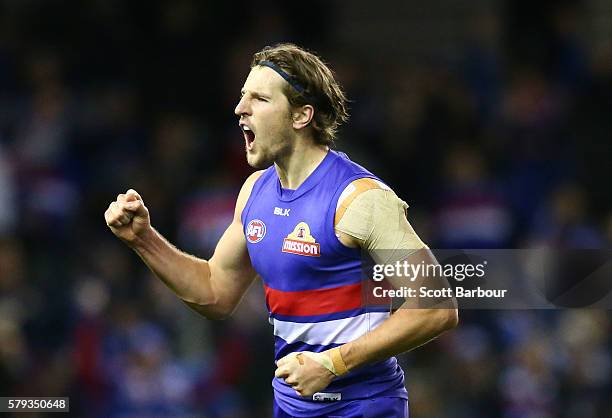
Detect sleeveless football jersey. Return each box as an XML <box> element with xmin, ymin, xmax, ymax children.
<box><xmin>241</xmin><ymin>150</ymin><xmax>408</xmax><ymax>417</ymax></box>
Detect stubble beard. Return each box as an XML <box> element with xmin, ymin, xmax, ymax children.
<box><xmin>246</xmin><ymin>149</ymin><xmax>272</xmax><ymax>169</ymax></box>
<box><xmin>246</xmin><ymin>131</ymin><xmax>293</xmax><ymax>169</ymax></box>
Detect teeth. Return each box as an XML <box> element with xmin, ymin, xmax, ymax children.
<box><xmin>243</xmin><ymin>126</ymin><xmax>251</xmax><ymax>131</ymax></box>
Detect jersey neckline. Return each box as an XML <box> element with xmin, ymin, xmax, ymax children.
<box><xmin>275</xmin><ymin>150</ymin><xmax>339</xmax><ymax>202</ymax></box>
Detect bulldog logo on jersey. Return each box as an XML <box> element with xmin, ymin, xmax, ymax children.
<box><xmin>282</xmin><ymin>222</ymin><xmax>320</xmax><ymax>257</ymax></box>
<box><xmin>246</xmin><ymin>219</ymin><xmax>266</xmax><ymax>243</ymax></box>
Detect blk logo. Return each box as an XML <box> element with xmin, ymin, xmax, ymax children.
<box><xmin>246</xmin><ymin>219</ymin><xmax>266</xmax><ymax>243</ymax></box>
<box><xmin>274</xmin><ymin>207</ymin><xmax>290</xmax><ymax>216</ymax></box>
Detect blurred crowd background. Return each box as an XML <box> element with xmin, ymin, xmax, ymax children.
<box><xmin>0</xmin><ymin>0</ymin><xmax>611</xmax><ymax>417</ymax></box>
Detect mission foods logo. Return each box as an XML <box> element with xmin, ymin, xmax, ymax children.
<box><xmin>282</xmin><ymin>222</ymin><xmax>320</xmax><ymax>257</ymax></box>
<box><xmin>246</xmin><ymin>219</ymin><xmax>266</xmax><ymax>243</ymax></box>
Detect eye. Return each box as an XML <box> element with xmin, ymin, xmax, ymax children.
<box><xmin>257</xmin><ymin>97</ymin><xmax>268</xmax><ymax>102</ymax></box>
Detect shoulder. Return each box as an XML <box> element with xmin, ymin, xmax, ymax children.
<box><xmin>341</xmin><ymin>177</ymin><xmax>390</xmax><ymax>197</ymax></box>
<box><xmin>327</xmin><ymin>152</ymin><xmax>387</xmax><ymax>199</ymax></box>
<box><xmin>335</xmin><ymin>178</ymin><xmax>392</xmax><ymax>225</ymax></box>
<box><xmin>332</xmin><ymin>151</ymin><xmax>382</xmax><ymax>176</ymax></box>
<box><xmin>242</xmin><ymin>169</ymin><xmax>266</xmax><ymax>191</ymax></box>
<box><xmin>235</xmin><ymin>170</ymin><xmax>266</xmax><ymax>220</ymax></box>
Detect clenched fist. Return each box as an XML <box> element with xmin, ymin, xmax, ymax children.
<box><xmin>104</xmin><ymin>189</ymin><xmax>151</xmax><ymax>244</ymax></box>
<box><xmin>275</xmin><ymin>351</ymin><xmax>335</xmax><ymax>397</ymax></box>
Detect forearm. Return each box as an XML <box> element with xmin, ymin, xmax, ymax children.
<box><xmin>130</xmin><ymin>227</ymin><xmax>217</xmax><ymax>309</ymax></box>
<box><xmin>105</xmin><ymin>188</ymin><xmax>256</xmax><ymax>320</ymax></box>
<box><xmin>339</xmin><ymin>308</ymin><xmax>457</xmax><ymax>371</ymax></box>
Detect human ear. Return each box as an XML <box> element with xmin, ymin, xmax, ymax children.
<box><xmin>292</xmin><ymin>105</ymin><xmax>314</xmax><ymax>130</ymax></box>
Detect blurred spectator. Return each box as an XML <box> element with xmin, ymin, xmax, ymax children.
<box><xmin>13</xmin><ymin>50</ymin><xmax>71</xmax><ymax>171</ymax></box>
<box><xmin>177</xmin><ymin>182</ymin><xmax>236</xmax><ymax>258</ymax></box>
<box><xmin>433</xmin><ymin>144</ymin><xmax>514</xmax><ymax>248</ymax></box>
<box><xmin>529</xmin><ymin>183</ymin><xmax>605</xmax><ymax>248</ymax></box>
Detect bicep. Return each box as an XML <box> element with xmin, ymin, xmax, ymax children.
<box><xmin>367</xmin><ymin>190</ymin><xmax>427</xmax><ymax>254</ymax></box>
<box><xmin>207</xmin><ymin>218</ymin><xmax>257</xmax><ymax>313</ymax></box>
<box><xmin>335</xmin><ymin>187</ymin><xmax>428</xmax><ymax>258</ymax></box>
<box><xmin>203</xmin><ymin>169</ymin><xmax>263</xmax><ymax>314</ymax></box>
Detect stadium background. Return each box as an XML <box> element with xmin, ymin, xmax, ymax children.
<box><xmin>0</xmin><ymin>0</ymin><xmax>611</xmax><ymax>416</ymax></box>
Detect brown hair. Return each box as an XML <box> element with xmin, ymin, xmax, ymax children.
<box><xmin>251</xmin><ymin>43</ymin><xmax>349</xmax><ymax>146</ymax></box>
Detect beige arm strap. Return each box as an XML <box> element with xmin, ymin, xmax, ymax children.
<box><xmin>335</xmin><ymin>181</ymin><xmax>427</xmax><ymax>258</ymax></box>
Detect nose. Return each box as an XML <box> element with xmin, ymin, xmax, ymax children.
<box><xmin>234</xmin><ymin>95</ymin><xmax>251</xmax><ymax>117</ymax></box>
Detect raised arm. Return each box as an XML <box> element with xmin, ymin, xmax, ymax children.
<box><xmin>104</xmin><ymin>171</ymin><xmax>264</xmax><ymax>320</ymax></box>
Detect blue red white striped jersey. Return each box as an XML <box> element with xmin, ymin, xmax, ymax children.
<box><xmin>241</xmin><ymin>150</ymin><xmax>407</xmax><ymax>417</ymax></box>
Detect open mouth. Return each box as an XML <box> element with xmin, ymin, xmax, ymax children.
<box><xmin>241</xmin><ymin>124</ymin><xmax>256</xmax><ymax>150</ymax></box>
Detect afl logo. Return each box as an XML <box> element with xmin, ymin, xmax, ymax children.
<box><xmin>246</xmin><ymin>219</ymin><xmax>266</xmax><ymax>243</ymax></box>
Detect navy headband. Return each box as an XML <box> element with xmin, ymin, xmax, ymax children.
<box><xmin>258</xmin><ymin>60</ymin><xmax>316</xmax><ymax>102</ymax></box>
